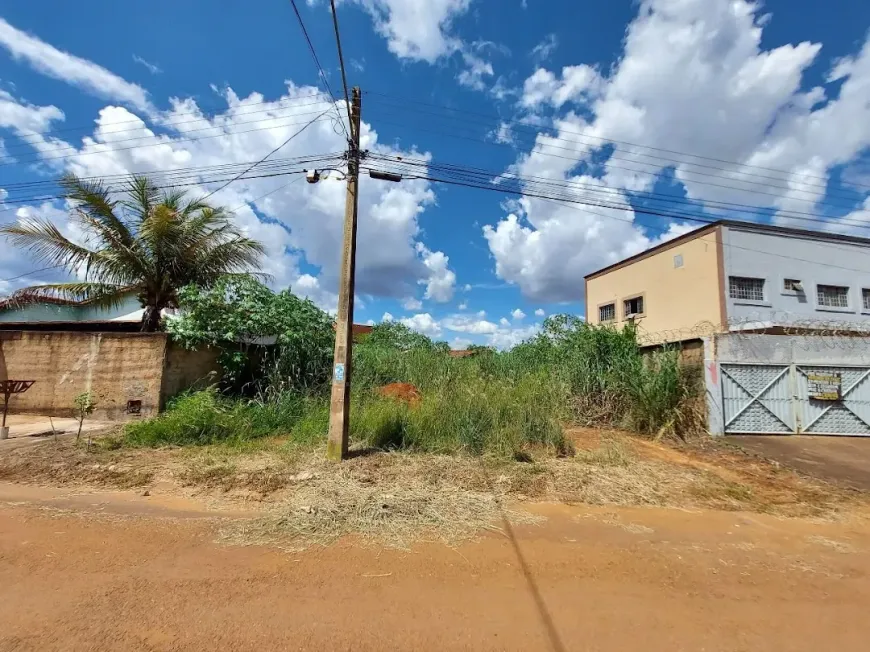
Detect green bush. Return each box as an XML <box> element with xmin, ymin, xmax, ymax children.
<box><xmin>124</xmin><ymin>389</ymin><xmax>311</xmax><ymax>447</ymax></box>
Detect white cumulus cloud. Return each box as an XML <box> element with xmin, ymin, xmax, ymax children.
<box><xmin>0</xmin><ymin>80</ymin><xmax>456</xmax><ymax>310</ymax></box>
<box><xmin>486</xmin><ymin>0</ymin><xmax>870</xmax><ymax>302</ymax></box>
<box><xmin>399</xmin><ymin>312</ymin><xmax>442</xmax><ymax>338</ymax></box>
<box><xmin>353</xmin><ymin>0</ymin><xmax>472</xmax><ymax>63</ymax></box>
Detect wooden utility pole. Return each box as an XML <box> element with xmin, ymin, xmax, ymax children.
<box><xmin>327</xmin><ymin>86</ymin><xmax>362</xmax><ymax>461</ymax></box>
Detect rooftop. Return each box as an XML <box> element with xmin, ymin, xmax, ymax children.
<box><xmin>584</xmin><ymin>219</ymin><xmax>870</xmax><ymax>281</ymax></box>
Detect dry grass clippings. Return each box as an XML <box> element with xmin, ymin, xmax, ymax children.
<box><xmin>220</xmin><ymin>452</ymin><xmax>545</xmax><ymax>551</ymax></box>
<box><xmin>2</xmin><ymin>428</ymin><xmax>865</xmax><ymax>550</ymax></box>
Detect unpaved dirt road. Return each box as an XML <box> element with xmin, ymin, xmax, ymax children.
<box><xmin>2</xmin><ymin>485</ymin><xmax>870</xmax><ymax>651</ymax></box>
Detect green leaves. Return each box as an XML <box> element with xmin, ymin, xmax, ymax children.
<box><xmin>1</xmin><ymin>174</ymin><xmax>265</xmax><ymax>332</ymax></box>
<box><xmin>166</xmin><ymin>276</ymin><xmax>335</xmax><ymax>393</ymax></box>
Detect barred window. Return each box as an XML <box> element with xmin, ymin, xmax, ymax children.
<box><xmin>624</xmin><ymin>296</ymin><xmax>644</xmax><ymax>317</ymax></box>
<box><xmin>817</xmin><ymin>284</ymin><xmax>849</xmax><ymax>309</ymax></box>
<box><xmin>729</xmin><ymin>276</ymin><xmax>765</xmax><ymax>302</ymax></box>
<box><xmin>599</xmin><ymin>303</ymin><xmax>616</xmax><ymax>322</ymax></box>
<box><xmin>864</xmin><ymin>289</ymin><xmax>870</xmax><ymax>311</ymax></box>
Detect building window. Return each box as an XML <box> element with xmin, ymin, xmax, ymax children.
<box><xmin>817</xmin><ymin>284</ymin><xmax>850</xmax><ymax>309</ymax></box>
<box><xmin>599</xmin><ymin>303</ymin><xmax>616</xmax><ymax>322</ymax></box>
<box><xmin>673</xmin><ymin>254</ymin><xmax>683</xmax><ymax>268</ymax></box>
<box><xmin>862</xmin><ymin>288</ymin><xmax>870</xmax><ymax>311</ymax></box>
<box><xmin>624</xmin><ymin>296</ymin><xmax>644</xmax><ymax>317</ymax></box>
<box><xmin>729</xmin><ymin>276</ymin><xmax>765</xmax><ymax>302</ymax></box>
<box><xmin>783</xmin><ymin>278</ymin><xmax>803</xmax><ymax>292</ymax></box>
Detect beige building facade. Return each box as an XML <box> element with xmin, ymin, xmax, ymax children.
<box><xmin>585</xmin><ymin>220</ymin><xmax>870</xmax><ymax>346</ymax></box>
<box><xmin>585</xmin><ymin>224</ymin><xmax>725</xmax><ymax>345</ymax></box>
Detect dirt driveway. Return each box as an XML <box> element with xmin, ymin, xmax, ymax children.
<box><xmin>2</xmin><ymin>485</ymin><xmax>870</xmax><ymax>651</ymax></box>
<box><xmin>725</xmin><ymin>435</ymin><xmax>870</xmax><ymax>491</ymax></box>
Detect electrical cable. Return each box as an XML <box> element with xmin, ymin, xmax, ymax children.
<box><xmin>363</xmin><ymin>112</ymin><xmax>863</xmax><ymax>210</ymax></box>
<box><xmin>329</xmin><ymin>0</ymin><xmax>353</xmax><ymax>137</ymax></box>
<box><xmin>363</xmin><ymin>89</ymin><xmax>870</xmax><ymax>191</ymax></box>
<box><xmin>0</xmin><ymin>154</ymin><xmax>343</xmax><ymax>210</ymax></box>
<box><xmin>0</xmin><ymin>152</ymin><xmax>344</xmax><ymax>193</ymax></box>
<box><xmin>200</xmin><ymin>108</ymin><xmax>334</xmax><ymax>201</ymax></box>
<box><xmin>361</xmin><ymin>160</ymin><xmax>870</xmax><ymax>276</ymax></box>
<box><xmin>366</xmin><ymin>153</ymin><xmax>870</xmax><ymax>233</ymax></box>
<box><xmin>0</xmin><ymin>111</ymin><xmax>337</xmax><ymax>168</ymax></box>
<box><xmin>0</xmin><ymin>95</ymin><xmax>333</xmax><ymax>155</ymax></box>
<box><xmin>288</xmin><ymin>0</ymin><xmax>349</xmax><ymax>139</ymax></box>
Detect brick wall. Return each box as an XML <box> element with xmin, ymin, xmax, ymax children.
<box><xmin>0</xmin><ymin>331</ymin><xmax>220</xmax><ymax>420</ymax></box>
<box><xmin>160</xmin><ymin>343</ymin><xmax>222</xmax><ymax>406</ymax></box>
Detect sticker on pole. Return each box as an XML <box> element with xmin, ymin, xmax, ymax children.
<box><xmin>333</xmin><ymin>363</ymin><xmax>345</xmax><ymax>383</ymax></box>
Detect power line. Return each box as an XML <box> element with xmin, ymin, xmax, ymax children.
<box><xmin>364</xmin><ymin>89</ymin><xmax>870</xmax><ymax>192</ymax></box>
<box><xmin>365</xmin><ymin>94</ymin><xmax>844</xmax><ymax>194</ymax></box>
<box><xmin>288</xmin><ymin>0</ymin><xmax>349</xmax><ymax>139</ymax></box>
<box><xmin>329</xmin><ymin>0</ymin><xmax>353</xmax><ymax>136</ymax></box>
<box><xmin>1</xmin><ymin>111</ymin><xmax>337</xmax><ymax>168</ymax></box>
<box><xmin>0</xmin><ymin>266</ymin><xmax>60</xmax><ymax>285</ymax></box>
<box><xmin>0</xmin><ymin>163</ymin><xmax>339</xmax><ymax>216</ymax></box>
<box><xmin>0</xmin><ymin>153</ymin><xmax>343</xmax><ymax>193</ymax></box>
<box><xmin>0</xmin><ymin>154</ymin><xmax>343</xmax><ymax>209</ymax></box>
<box><xmin>364</xmin><ymin>112</ymin><xmax>863</xmax><ymax>211</ymax></box>
<box><xmin>367</xmin><ymin>153</ymin><xmax>870</xmax><ymax>233</ymax></box>
<box><xmin>200</xmin><ymin>108</ymin><xmax>334</xmax><ymax>201</ymax></box>
<box><xmin>362</xmin><ymin>158</ymin><xmax>870</xmax><ymax>276</ymax></box>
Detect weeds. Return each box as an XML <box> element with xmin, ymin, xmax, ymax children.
<box><xmin>128</xmin><ymin>315</ymin><xmax>702</xmax><ymax>455</ymax></box>
<box><xmin>124</xmin><ymin>390</ymin><xmax>315</xmax><ymax>447</ymax></box>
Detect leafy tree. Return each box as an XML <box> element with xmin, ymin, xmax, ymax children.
<box><xmin>0</xmin><ymin>175</ymin><xmax>264</xmax><ymax>332</ymax></box>
<box><xmin>364</xmin><ymin>321</ymin><xmax>448</xmax><ymax>352</ymax></box>
<box><xmin>167</xmin><ymin>276</ymin><xmax>335</xmax><ymax>394</ymax></box>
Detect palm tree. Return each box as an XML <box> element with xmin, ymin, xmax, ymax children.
<box><xmin>0</xmin><ymin>174</ymin><xmax>265</xmax><ymax>332</ymax></box>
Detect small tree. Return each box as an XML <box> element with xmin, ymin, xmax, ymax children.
<box><xmin>166</xmin><ymin>276</ymin><xmax>335</xmax><ymax>395</ymax></box>
<box><xmin>73</xmin><ymin>392</ymin><xmax>96</xmax><ymax>444</ymax></box>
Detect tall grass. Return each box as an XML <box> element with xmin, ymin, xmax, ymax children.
<box><xmin>350</xmin><ymin>371</ymin><xmax>569</xmax><ymax>456</ymax></box>
<box><xmin>131</xmin><ymin>315</ymin><xmax>701</xmax><ymax>453</ymax></box>
<box><xmin>124</xmin><ymin>390</ymin><xmax>317</xmax><ymax>447</ymax></box>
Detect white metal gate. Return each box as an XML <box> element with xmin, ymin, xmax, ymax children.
<box><xmin>721</xmin><ymin>364</ymin><xmax>870</xmax><ymax>435</ymax></box>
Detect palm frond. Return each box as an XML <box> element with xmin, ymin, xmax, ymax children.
<box><xmin>190</xmin><ymin>237</ymin><xmax>265</xmax><ymax>282</ymax></box>
<box><xmin>60</xmin><ymin>174</ymin><xmax>135</xmax><ymax>248</ymax></box>
<box><xmin>0</xmin><ymin>218</ymin><xmax>97</xmax><ymax>270</ymax></box>
<box><xmin>8</xmin><ymin>282</ymin><xmax>133</xmax><ymax>310</ymax></box>
<box><xmin>122</xmin><ymin>175</ymin><xmax>160</xmax><ymax>224</ymax></box>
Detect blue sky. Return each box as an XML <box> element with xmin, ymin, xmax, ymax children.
<box><xmin>1</xmin><ymin>0</ymin><xmax>870</xmax><ymax>348</ymax></box>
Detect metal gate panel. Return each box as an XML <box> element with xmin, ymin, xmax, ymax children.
<box><xmin>721</xmin><ymin>363</ymin><xmax>870</xmax><ymax>435</ymax></box>
<box><xmin>796</xmin><ymin>366</ymin><xmax>870</xmax><ymax>436</ymax></box>
<box><xmin>721</xmin><ymin>364</ymin><xmax>793</xmax><ymax>433</ymax></box>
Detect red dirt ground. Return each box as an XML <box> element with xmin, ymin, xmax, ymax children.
<box><xmin>2</xmin><ymin>484</ymin><xmax>870</xmax><ymax>651</ymax></box>
<box><xmin>378</xmin><ymin>382</ymin><xmax>422</xmax><ymax>407</ymax></box>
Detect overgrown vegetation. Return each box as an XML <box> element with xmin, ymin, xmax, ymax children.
<box><xmin>129</xmin><ymin>286</ymin><xmax>702</xmax><ymax>457</ymax></box>
<box><xmin>166</xmin><ymin>276</ymin><xmax>334</xmax><ymax>393</ymax></box>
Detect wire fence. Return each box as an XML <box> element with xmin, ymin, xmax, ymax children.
<box><xmin>636</xmin><ymin>314</ymin><xmax>870</xmax><ymax>352</ymax></box>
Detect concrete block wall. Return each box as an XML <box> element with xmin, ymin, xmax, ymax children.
<box><xmin>0</xmin><ymin>331</ymin><xmax>220</xmax><ymax>420</ymax></box>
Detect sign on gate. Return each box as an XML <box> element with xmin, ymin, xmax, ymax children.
<box><xmin>807</xmin><ymin>372</ymin><xmax>842</xmax><ymax>401</ymax></box>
